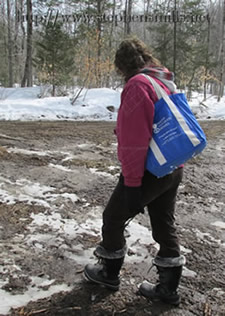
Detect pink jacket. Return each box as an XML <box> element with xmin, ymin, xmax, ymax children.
<box><xmin>116</xmin><ymin>74</ymin><xmax>171</xmax><ymax>187</ymax></box>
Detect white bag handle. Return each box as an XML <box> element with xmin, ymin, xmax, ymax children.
<box><xmin>140</xmin><ymin>73</ymin><xmax>200</xmax><ymax>147</ymax></box>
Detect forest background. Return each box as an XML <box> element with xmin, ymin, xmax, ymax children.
<box><xmin>0</xmin><ymin>0</ymin><xmax>225</xmax><ymax>102</ymax></box>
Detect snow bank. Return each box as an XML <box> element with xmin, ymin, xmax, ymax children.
<box><xmin>0</xmin><ymin>86</ymin><xmax>224</xmax><ymax>121</ymax></box>
<box><xmin>0</xmin><ymin>87</ymin><xmax>121</xmax><ymax>121</ymax></box>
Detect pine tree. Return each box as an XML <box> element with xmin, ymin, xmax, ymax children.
<box><xmin>34</xmin><ymin>22</ymin><xmax>76</xmax><ymax>96</ymax></box>
<box><xmin>146</xmin><ymin>0</ymin><xmax>212</xmax><ymax>94</ymax></box>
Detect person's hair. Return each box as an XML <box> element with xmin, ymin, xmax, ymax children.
<box><xmin>114</xmin><ymin>38</ymin><xmax>161</xmax><ymax>82</ymax></box>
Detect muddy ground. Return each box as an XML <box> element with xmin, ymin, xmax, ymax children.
<box><xmin>0</xmin><ymin>120</ymin><xmax>224</xmax><ymax>316</ymax></box>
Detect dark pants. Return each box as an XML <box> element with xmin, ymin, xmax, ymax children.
<box><xmin>101</xmin><ymin>168</ymin><xmax>183</xmax><ymax>258</ymax></box>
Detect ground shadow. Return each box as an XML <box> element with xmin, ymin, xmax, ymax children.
<box><xmin>10</xmin><ymin>279</ymin><xmax>181</xmax><ymax>316</ymax></box>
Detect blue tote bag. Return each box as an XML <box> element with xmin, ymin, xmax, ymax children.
<box><xmin>142</xmin><ymin>74</ymin><xmax>207</xmax><ymax>178</ymax></box>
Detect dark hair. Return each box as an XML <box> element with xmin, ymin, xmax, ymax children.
<box><xmin>114</xmin><ymin>38</ymin><xmax>161</xmax><ymax>81</ymax></box>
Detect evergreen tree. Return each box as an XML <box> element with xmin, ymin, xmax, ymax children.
<box><xmin>176</xmin><ymin>0</ymin><xmax>209</xmax><ymax>91</ymax></box>
<box><xmin>34</xmin><ymin>22</ymin><xmax>76</xmax><ymax>96</ymax></box>
<box><xmin>145</xmin><ymin>0</ymin><xmax>212</xmax><ymax>94</ymax></box>
<box><xmin>146</xmin><ymin>1</ymin><xmax>176</xmax><ymax>71</ymax></box>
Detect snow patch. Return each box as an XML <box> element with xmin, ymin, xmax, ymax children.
<box><xmin>211</xmin><ymin>221</ymin><xmax>225</xmax><ymax>229</ymax></box>
<box><xmin>7</xmin><ymin>148</ymin><xmax>50</xmax><ymax>156</ymax></box>
<box><xmin>180</xmin><ymin>245</ymin><xmax>192</xmax><ymax>254</ymax></box>
<box><xmin>89</xmin><ymin>168</ymin><xmax>115</xmax><ymax>178</ymax></box>
<box><xmin>0</xmin><ymin>279</ymin><xmax>71</xmax><ymax>315</ymax></box>
<box><xmin>49</xmin><ymin>163</ymin><xmax>73</xmax><ymax>172</ymax></box>
<box><xmin>0</xmin><ymin>177</ymin><xmax>79</xmax><ymax>207</ymax></box>
<box><xmin>194</xmin><ymin>228</ymin><xmax>222</xmax><ymax>245</ymax></box>
<box><xmin>183</xmin><ymin>267</ymin><xmax>197</xmax><ymax>278</ymax></box>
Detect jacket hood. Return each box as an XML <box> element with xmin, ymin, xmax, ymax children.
<box><xmin>140</xmin><ymin>67</ymin><xmax>177</xmax><ymax>93</ymax></box>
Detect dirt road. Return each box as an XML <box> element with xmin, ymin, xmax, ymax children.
<box><xmin>0</xmin><ymin>120</ymin><xmax>224</xmax><ymax>315</ymax></box>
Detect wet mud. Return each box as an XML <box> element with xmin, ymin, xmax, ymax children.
<box><xmin>0</xmin><ymin>120</ymin><xmax>224</xmax><ymax>316</ymax></box>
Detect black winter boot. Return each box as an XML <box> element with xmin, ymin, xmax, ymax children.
<box><xmin>84</xmin><ymin>257</ymin><xmax>124</xmax><ymax>291</ymax></box>
<box><xmin>139</xmin><ymin>265</ymin><xmax>183</xmax><ymax>306</ymax></box>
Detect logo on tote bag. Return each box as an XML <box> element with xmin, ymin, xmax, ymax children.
<box><xmin>153</xmin><ymin>117</ymin><xmax>172</xmax><ymax>134</ymax></box>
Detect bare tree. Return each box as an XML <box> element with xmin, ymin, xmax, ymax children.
<box><xmin>218</xmin><ymin>0</ymin><xmax>225</xmax><ymax>101</ymax></box>
<box><xmin>173</xmin><ymin>0</ymin><xmax>177</xmax><ymax>76</ymax></box>
<box><xmin>14</xmin><ymin>0</ymin><xmax>20</xmax><ymax>84</ymax></box>
<box><xmin>0</xmin><ymin>1</ymin><xmax>8</xmax><ymax>86</ymax></box>
<box><xmin>124</xmin><ymin>0</ymin><xmax>132</xmax><ymax>35</ymax></box>
<box><xmin>143</xmin><ymin>0</ymin><xmax>151</xmax><ymax>41</ymax></box>
<box><xmin>106</xmin><ymin>0</ymin><xmax>116</xmax><ymax>87</ymax></box>
<box><xmin>96</xmin><ymin>0</ymin><xmax>102</xmax><ymax>87</ymax></box>
<box><xmin>21</xmin><ymin>0</ymin><xmax>33</xmax><ymax>87</ymax></box>
<box><xmin>20</xmin><ymin>0</ymin><xmax>26</xmax><ymax>51</ymax></box>
<box><xmin>203</xmin><ymin>16</ymin><xmax>211</xmax><ymax>101</ymax></box>
<box><xmin>203</xmin><ymin>0</ymin><xmax>217</xmax><ymax>101</ymax></box>
<box><xmin>109</xmin><ymin>0</ymin><xmax>116</xmax><ymax>48</ymax></box>
<box><xmin>7</xmin><ymin>0</ymin><xmax>13</xmax><ymax>87</ymax></box>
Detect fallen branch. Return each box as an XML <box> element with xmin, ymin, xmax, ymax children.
<box><xmin>71</xmin><ymin>86</ymin><xmax>85</xmax><ymax>105</ymax></box>
<box><xmin>0</xmin><ymin>133</ymin><xmax>23</xmax><ymax>141</ymax></box>
<box><xmin>199</xmin><ymin>101</ymin><xmax>208</xmax><ymax>108</ymax></box>
<box><xmin>28</xmin><ymin>309</ymin><xmax>47</xmax><ymax>315</ymax></box>
<box><xmin>28</xmin><ymin>306</ymin><xmax>82</xmax><ymax>315</ymax></box>
<box><xmin>71</xmin><ymin>72</ymin><xmax>90</xmax><ymax>105</ymax></box>
<box><xmin>200</xmin><ymin>94</ymin><xmax>217</xmax><ymax>108</ymax></box>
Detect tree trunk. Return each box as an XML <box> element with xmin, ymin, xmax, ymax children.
<box><xmin>1</xmin><ymin>1</ymin><xmax>8</xmax><ymax>86</ymax></box>
<box><xmin>124</xmin><ymin>0</ymin><xmax>132</xmax><ymax>35</ymax></box>
<box><xmin>106</xmin><ymin>0</ymin><xmax>116</xmax><ymax>87</ymax></box>
<box><xmin>173</xmin><ymin>0</ymin><xmax>177</xmax><ymax>76</ymax></box>
<box><xmin>187</xmin><ymin>71</ymin><xmax>195</xmax><ymax>101</ymax></box>
<box><xmin>20</xmin><ymin>0</ymin><xmax>26</xmax><ymax>51</ymax></box>
<box><xmin>86</xmin><ymin>1</ymin><xmax>91</xmax><ymax>87</ymax></box>
<box><xmin>7</xmin><ymin>0</ymin><xmax>13</xmax><ymax>87</ymax></box>
<box><xmin>143</xmin><ymin>0</ymin><xmax>150</xmax><ymax>41</ymax></box>
<box><xmin>14</xmin><ymin>0</ymin><xmax>20</xmax><ymax>84</ymax></box>
<box><xmin>217</xmin><ymin>0</ymin><xmax>225</xmax><ymax>101</ymax></box>
<box><xmin>52</xmin><ymin>83</ymin><xmax>56</xmax><ymax>97</ymax></box>
<box><xmin>21</xmin><ymin>0</ymin><xmax>33</xmax><ymax>87</ymax></box>
<box><xmin>109</xmin><ymin>0</ymin><xmax>116</xmax><ymax>49</ymax></box>
<box><xmin>52</xmin><ymin>52</ymin><xmax>56</xmax><ymax>96</ymax></box>
<box><xmin>203</xmin><ymin>16</ymin><xmax>211</xmax><ymax>101</ymax></box>
<box><xmin>96</xmin><ymin>0</ymin><xmax>102</xmax><ymax>87</ymax></box>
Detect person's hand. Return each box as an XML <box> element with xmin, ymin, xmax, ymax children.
<box><xmin>124</xmin><ymin>185</ymin><xmax>144</xmax><ymax>216</ymax></box>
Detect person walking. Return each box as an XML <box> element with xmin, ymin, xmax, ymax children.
<box><xmin>84</xmin><ymin>38</ymin><xmax>185</xmax><ymax>306</ymax></box>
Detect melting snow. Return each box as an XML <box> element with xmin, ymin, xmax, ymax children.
<box><xmin>0</xmin><ymin>177</ymin><xmax>79</xmax><ymax>208</ymax></box>
<box><xmin>89</xmin><ymin>168</ymin><xmax>115</xmax><ymax>178</ymax></box>
<box><xmin>211</xmin><ymin>221</ymin><xmax>225</xmax><ymax>229</ymax></box>
<box><xmin>7</xmin><ymin>148</ymin><xmax>50</xmax><ymax>156</ymax></box>
<box><xmin>194</xmin><ymin>228</ymin><xmax>223</xmax><ymax>245</ymax></box>
<box><xmin>49</xmin><ymin>163</ymin><xmax>74</xmax><ymax>172</ymax></box>
<box><xmin>0</xmin><ymin>87</ymin><xmax>225</xmax><ymax>121</ymax></box>
<box><xmin>0</xmin><ymin>280</ymin><xmax>71</xmax><ymax>315</ymax></box>
<box><xmin>183</xmin><ymin>267</ymin><xmax>197</xmax><ymax>278</ymax></box>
